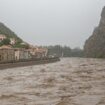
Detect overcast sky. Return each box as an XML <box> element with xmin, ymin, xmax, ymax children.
<box><xmin>0</xmin><ymin>0</ymin><xmax>105</xmax><ymax>48</ymax></box>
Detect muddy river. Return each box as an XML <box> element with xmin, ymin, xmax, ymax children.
<box><xmin>0</xmin><ymin>58</ymin><xmax>105</xmax><ymax>105</ymax></box>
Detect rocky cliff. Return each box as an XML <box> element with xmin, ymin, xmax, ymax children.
<box><xmin>84</xmin><ymin>6</ymin><xmax>105</xmax><ymax>58</ymax></box>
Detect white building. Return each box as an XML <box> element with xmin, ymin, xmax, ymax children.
<box><xmin>0</xmin><ymin>34</ymin><xmax>6</xmax><ymax>42</ymax></box>
<box><xmin>10</xmin><ymin>38</ymin><xmax>16</xmax><ymax>45</ymax></box>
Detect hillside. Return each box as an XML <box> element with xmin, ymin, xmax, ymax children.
<box><xmin>84</xmin><ymin>6</ymin><xmax>105</xmax><ymax>58</ymax></box>
<box><xmin>0</xmin><ymin>22</ymin><xmax>29</xmax><ymax>48</ymax></box>
<box><xmin>0</xmin><ymin>22</ymin><xmax>22</xmax><ymax>42</ymax></box>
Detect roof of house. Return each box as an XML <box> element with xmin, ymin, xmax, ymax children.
<box><xmin>0</xmin><ymin>45</ymin><xmax>12</xmax><ymax>49</ymax></box>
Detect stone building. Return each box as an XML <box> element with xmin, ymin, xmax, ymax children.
<box><xmin>15</xmin><ymin>48</ymin><xmax>32</xmax><ymax>61</ymax></box>
<box><xmin>35</xmin><ymin>47</ymin><xmax>48</xmax><ymax>58</ymax></box>
<box><xmin>28</xmin><ymin>46</ymin><xmax>38</xmax><ymax>58</ymax></box>
<box><xmin>0</xmin><ymin>45</ymin><xmax>15</xmax><ymax>62</ymax></box>
<box><xmin>28</xmin><ymin>46</ymin><xmax>48</xmax><ymax>58</ymax></box>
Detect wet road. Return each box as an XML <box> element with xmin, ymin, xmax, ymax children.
<box><xmin>0</xmin><ymin>58</ymin><xmax>105</xmax><ymax>105</ymax></box>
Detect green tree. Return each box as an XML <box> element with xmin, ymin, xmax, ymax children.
<box><xmin>45</xmin><ymin>45</ymin><xmax>84</xmax><ymax>57</ymax></box>
<box><xmin>13</xmin><ymin>43</ymin><xmax>30</xmax><ymax>49</ymax></box>
<box><xmin>0</xmin><ymin>38</ymin><xmax>10</xmax><ymax>45</ymax></box>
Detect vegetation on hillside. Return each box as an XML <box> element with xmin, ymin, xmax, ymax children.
<box><xmin>0</xmin><ymin>23</ymin><xmax>22</xmax><ymax>41</ymax></box>
<box><xmin>45</xmin><ymin>45</ymin><xmax>84</xmax><ymax>57</ymax></box>
<box><xmin>0</xmin><ymin>38</ymin><xmax>10</xmax><ymax>46</ymax></box>
<box><xmin>0</xmin><ymin>22</ymin><xmax>29</xmax><ymax>48</ymax></box>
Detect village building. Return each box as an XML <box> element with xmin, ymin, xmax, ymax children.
<box><xmin>15</xmin><ymin>48</ymin><xmax>32</xmax><ymax>61</ymax></box>
<box><xmin>0</xmin><ymin>34</ymin><xmax>6</xmax><ymax>42</ymax></box>
<box><xmin>35</xmin><ymin>47</ymin><xmax>48</xmax><ymax>58</ymax></box>
<box><xmin>0</xmin><ymin>43</ymin><xmax>48</xmax><ymax>63</ymax></box>
<box><xmin>10</xmin><ymin>38</ymin><xmax>16</xmax><ymax>45</ymax></box>
<box><xmin>28</xmin><ymin>46</ymin><xmax>48</xmax><ymax>58</ymax></box>
<box><xmin>28</xmin><ymin>46</ymin><xmax>38</xmax><ymax>58</ymax></box>
<box><xmin>0</xmin><ymin>45</ymin><xmax>15</xmax><ymax>62</ymax></box>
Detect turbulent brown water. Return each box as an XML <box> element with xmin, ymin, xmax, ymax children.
<box><xmin>0</xmin><ymin>58</ymin><xmax>105</xmax><ymax>105</ymax></box>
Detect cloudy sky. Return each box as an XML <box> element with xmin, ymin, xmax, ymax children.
<box><xmin>0</xmin><ymin>0</ymin><xmax>105</xmax><ymax>48</ymax></box>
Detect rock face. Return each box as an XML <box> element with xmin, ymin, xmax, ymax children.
<box><xmin>84</xmin><ymin>6</ymin><xmax>105</xmax><ymax>58</ymax></box>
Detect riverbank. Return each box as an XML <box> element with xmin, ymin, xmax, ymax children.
<box><xmin>0</xmin><ymin>57</ymin><xmax>60</xmax><ymax>70</ymax></box>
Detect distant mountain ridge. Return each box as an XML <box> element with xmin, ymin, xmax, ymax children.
<box><xmin>84</xmin><ymin>6</ymin><xmax>105</xmax><ymax>58</ymax></box>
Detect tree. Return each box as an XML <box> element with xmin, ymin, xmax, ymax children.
<box><xmin>45</xmin><ymin>45</ymin><xmax>84</xmax><ymax>57</ymax></box>
<box><xmin>0</xmin><ymin>38</ymin><xmax>10</xmax><ymax>45</ymax></box>
<box><xmin>63</xmin><ymin>46</ymin><xmax>71</xmax><ymax>57</ymax></box>
<box><xmin>71</xmin><ymin>47</ymin><xmax>84</xmax><ymax>57</ymax></box>
<box><xmin>13</xmin><ymin>43</ymin><xmax>30</xmax><ymax>49</ymax></box>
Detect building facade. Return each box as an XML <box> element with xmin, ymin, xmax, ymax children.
<box><xmin>28</xmin><ymin>46</ymin><xmax>48</xmax><ymax>58</ymax></box>
<box><xmin>0</xmin><ymin>45</ymin><xmax>15</xmax><ymax>62</ymax></box>
<box><xmin>15</xmin><ymin>48</ymin><xmax>32</xmax><ymax>61</ymax></box>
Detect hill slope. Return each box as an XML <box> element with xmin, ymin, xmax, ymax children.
<box><xmin>84</xmin><ymin>6</ymin><xmax>105</xmax><ymax>58</ymax></box>
<box><xmin>0</xmin><ymin>22</ymin><xmax>22</xmax><ymax>43</ymax></box>
<box><xmin>0</xmin><ymin>22</ymin><xmax>30</xmax><ymax>48</ymax></box>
